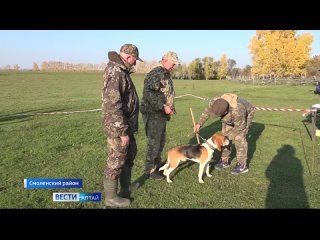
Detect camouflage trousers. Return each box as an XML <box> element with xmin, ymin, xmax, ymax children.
<box><xmin>221</xmin><ymin>108</ymin><xmax>255</xmax><ymax>166</ymax></box>
<box><xmin>142</xmin><ymin>114</ymin><xmax>167</xmax><ymax>174</ymax></box>
<box><xmin>104</xmin><ymin>133</ymin><xmax>137</xmax><ymax>180</ymax></box>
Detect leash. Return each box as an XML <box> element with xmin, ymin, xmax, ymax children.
<box><xmin>197</xmin><ymin>133</ymin><xmax>206</xmax><ymax>142</ymax></box>
<box><xmin>197</xmin><ymin>133</ymin><xmax>216</xmax><ymax>151</ymax></box>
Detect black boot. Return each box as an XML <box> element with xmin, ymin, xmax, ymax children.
<box><xmin>155</xmin><ymin>158</ymin><xmax>163</xmax><ymax>171</ymax></box>
<box><xmin>119</xmin><ymin>165</ymin><xmax>131</xmax><ymax>198</ymax></box>
<box><xmin>119</xmin><ymin>165</ymin><xmax>140</xmax><ymax>198</ymax></box>
<box><xmin>103</xmin><ymin>177</ymin><xmax>130</xmax><ymax>208</ymax></box>
<box><xmin>147</xmin><ymin>170</ymin><xmax>165</xmax><ymax>180</ymax></box>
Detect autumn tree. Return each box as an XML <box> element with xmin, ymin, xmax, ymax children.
<box><xmin>172</xmin><ymin>63</ymin><xmax>190</xmax><ymax>79</ymax></box>
<box><xmin>306</xmin><ymin>55</ymin><xmax>320</xmax><ymax>78</ymax></box>
<box><xmin>217</xmin><ymin>54</ymin><xmax>228</xmax><ymax>79</ymax></box>
<box><xmin>13</xmin><ymin>64</ymin><xmax>20</xmax><ymax>71</ymax></box>
<box><xmin>33</xmin><ymin>62</ymin><xmax>39</xmax><ymax>71</ymax></box>
<box><xmin>242</xmin><ymin>65</ymin><xmax>252</xmax><ymax>78</ymax></box>
<box><xmin>230</xmin><ymin>68</ymin><xmax>241</xmax><ymax>79</ymax></box>
<box><xmin>188</xmin><ymin>58</ymin><xmax>203</xmax><ymax>80</ymax></box>
<box><xmin>249</xmin><ymin>30</ymin><xmax>314</xmax><ymax>78</ymax></box>
<box><xmin>180</xmin><ymin>63</ymin><xmax>189</xmax><ymax>79</ymax></box>
<box><xmin>172</xmin><ymin>64</ymin><xmax>189</xmax><ymax>79</ymax></box>
<box><xmin>41</xmin><ymin>61</ymin><xmax>48</xmax><ymax>71</ymax></box>
<box><xmin>202</xmin><ymin>57</ymin><xmax>215</xmax><ymax>80</ymax></box>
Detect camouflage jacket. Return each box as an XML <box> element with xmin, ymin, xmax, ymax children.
<box><xmin>101</xmin><ymin>51</ymin><xmax>139</xmax><ymax>138</ymax></box>
<box><xmin>198</xmin><ymin>93</ymin><xmax>254</xmax><ymax>139</ymax></box>
<box><xmin>140</xmin><ymin>66</ymin><xmax>175</xmax><ymax>118</ymax></box>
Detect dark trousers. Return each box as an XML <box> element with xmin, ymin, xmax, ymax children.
<box><xmin>143</xmin><ymin>115</ymin><xmax>167</xmax><ymax>174</ymax></box>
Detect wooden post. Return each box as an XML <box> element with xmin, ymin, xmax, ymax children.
<box><xmin>190</xmin><ymin>108</ymin><xmax>200</xmax><ymax>144</ymax></box>
<box><xmin>311</xmin><ymin>108</ymin><xmax>318</xmax><ymax>176</ymax></box>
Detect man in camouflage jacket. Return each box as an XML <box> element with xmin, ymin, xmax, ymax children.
<box><xmin>102</xmin><ymin>44</ymin><xmax>143</xmax><ymax>207</ymax></box>
<box><xmin>194</xmin><ymin>93</ymin><xmax>255</xmax><ymax>175</ymax></box>
<box><xmin>140</xmin><ymin>51</ymin><xmax>181</xmax><ymax>180</ymax></box>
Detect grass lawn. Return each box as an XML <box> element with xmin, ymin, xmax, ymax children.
<box><xmin>1</xmin><ymin>71</ymin><xmax>320</xmax><ymax>209</ymax></box>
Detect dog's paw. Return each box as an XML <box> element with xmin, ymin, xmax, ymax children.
<box><xmin>199</xmin><ymin>179</ymin><xmax>204</xmax><ymax>183</ymax></box>
<box><xmin>207</xmin><ymin>174</ymin><xmax>212</xmax><ymax>177</ymax></box>
<box><xmin>167</xmin><ymin>179</ymin><xmax>172</xmax><ymax>183</ymax></box>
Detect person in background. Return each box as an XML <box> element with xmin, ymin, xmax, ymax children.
<box><xmin>140</xmin><ymin>51</ymin><xmax>181</xmax><ymax>180</ymax></box>
<box><xmin>194</xmin><ymin>93</ymin><xmax>255</xmax><ymax>174</ymax></box>
<box><xmin>101</xmin><ymin>43</ymin><xmax>143</xmax><ymax>207</ymax></box>
<box><xmin>314</xmin><ymin>81</ymin><xmax>320</xmax><ymax>94</ymax></box>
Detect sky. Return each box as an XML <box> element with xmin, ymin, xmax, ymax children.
<box><xmin>1</xmin><ymin>30</ymin><xmax>319</xmax><ymax>70</ymax></box>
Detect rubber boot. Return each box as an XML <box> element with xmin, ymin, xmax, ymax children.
<box><xmin>119</xmin><ymin>165</ymin><xmax>131</xmax><ymax>198</ymax></box>
<box><xmin>103</xmin><ymin>177</ymin><xmax>130</xmax><ymax>208</ymax></box>
<box><xmin>119</xmin><ymin>165</ymin><xmax>140</xmax><ymax>198</ymax></box>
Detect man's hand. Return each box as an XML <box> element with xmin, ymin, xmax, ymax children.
<box><xmin>120</xmin><ymin>135</ymin><xmax>129</xmax><ymax>146</ymax></box>
<box><xmin>164</xmin><ymin>105</ymin><xmax>174</xmax><ymax>115</ymax></box>
<box><xmin>194</xmin><ymin>124</ymin><xmax>201</xmax><ymax>133</ymax></box>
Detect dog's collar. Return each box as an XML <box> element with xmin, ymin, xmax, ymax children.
<box><xmin>198</xmin><ymin>134</ymin><xmax>216</xmax><ymax>151</ymax></box>
<box><xmin>204</xmin><ymin>139</ymin><xmax>216</xmax><ymax>151</ymax></box>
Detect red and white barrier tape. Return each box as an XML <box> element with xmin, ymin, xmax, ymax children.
<box><xmin>0</xmin><ymin>109</ymin><xmax>101</xmax><ymax>118</ymax></box>
<box><xmin>254</xmin><ymin>107</ymin><xmax>306</xmax><ymax>112</ymax></box>
<box><xmin>175</xmin><ymin>94</ymin><xmax>314</xmax><ymax>117</ymax></box>
<box><xmin>1</xmin><ymin>94</ymin><xmax>317</xmax><ymax>118</ymax></box>
<box><xmin>255</xmin><ymin>107</ymin><xmax>312</xmax><ymax>117</ymax></box>
<box><xmin>175</xmin><ymin>94</ymin><xmax>211</xmax><ymax>101</ymax></box>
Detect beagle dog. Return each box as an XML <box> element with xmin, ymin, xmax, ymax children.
<box><xmin>159</xmin><ymin>133</ymin><xmax>229</xmax><ymax>183</ymax></box>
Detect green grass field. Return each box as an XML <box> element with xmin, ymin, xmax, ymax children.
<box><xmin>1</xmin><ymin>71</ymin><xmax>320</xmax><ymax>208</ymax></box>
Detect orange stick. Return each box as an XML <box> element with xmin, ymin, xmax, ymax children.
<box><xmin>190</xmin><ymin>108</ymin><xmax>200</xmax><ymax>144</ymax></box>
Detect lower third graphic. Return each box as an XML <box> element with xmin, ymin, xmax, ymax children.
<box><xmin>53</xmin><ymin>192</ymin><xmax>101</xmax><ymax>202</ymax></box>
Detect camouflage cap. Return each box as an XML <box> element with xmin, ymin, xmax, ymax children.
<box><xmin>120</xmin><ymin>44</ymin><xmax>143</xmax><ymax>62</ymax></box>
<box><xmin>162</xmin><ymin>51</ymin><xmax>181</xmax><ymax>65</ymax></box>
<box><xmin>210</xmin><ymin>98</ymin><xmax>229</xmax><ymax>118</ymax></box>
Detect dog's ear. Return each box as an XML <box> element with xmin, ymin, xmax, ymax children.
<box><xmin>213</xmin><ymin>135</ymin><xmax>222</xmax><ymax>151</ymax></box>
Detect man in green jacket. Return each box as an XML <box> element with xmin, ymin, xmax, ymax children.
<box><xmin>140</xmin><ymin>51</ymin><xmax>181</xmax><ymax>180</ymax></box>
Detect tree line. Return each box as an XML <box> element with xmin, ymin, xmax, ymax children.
<box><xmin>2</xmin><ymin>31</ymin><xmax>320</xmax><ymax>80</ymax></box>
